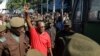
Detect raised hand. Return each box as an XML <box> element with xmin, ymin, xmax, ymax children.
<box><xmin>24</xmin><ymin>3</ymin><xmax>30</xmax><ymax>12</ymax></box>
<box><xmin>24</xmin><ymin>3</ymin><xmax>33</xmax><ymax>28</ymax></box>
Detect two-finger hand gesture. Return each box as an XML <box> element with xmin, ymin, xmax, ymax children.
<box><xmin>24</xmin><ymin>3</ymin><xmax>30</xmax><ymax>13</ymax></box>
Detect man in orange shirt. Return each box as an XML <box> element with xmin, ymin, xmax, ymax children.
<box><xmin>24</xmin><ymin>4</ymin><xmax>53</xmax><ymax>56</ymax></box>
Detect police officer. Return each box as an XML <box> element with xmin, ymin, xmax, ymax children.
<box><xmin>5</xmin><ymin>17</ymin><xmax>29</xmax><ymax>56</ymax></box>
<box><xmin>0</xmin><ymin>25</ymin><xmax>10</xmax><ymax>56</ymax></box>
<box><xmin>63</xmin><ymin>33</ymin><xmax>100</xmax><ymax>56</ymax></box>
<box><xmin>61</xmin><ymin>23</ymin><xmax>100</xmax><ymax>56</ymax></box>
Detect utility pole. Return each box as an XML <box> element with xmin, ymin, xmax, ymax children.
<box><xmin>47</xmin><ymin>0</ymin><xmax>49</xmax><ymax>12</ymax></box>
<box><xmin>53</xmin><ymin>0</ymin><xmax>55</xmax><ymax>13</ymax></box>
<box><xmin>61</xmin><ymin>0</ymin><xmax>64</xmax><ymax>17</ymax></box>
<box><xmin>52</xmin><ymin>0</ymin><xmax>55</xmax><ymax>20</ymax></box>
<box><xmin>41</xmin><ymin>0</ymin><xmax>43</xmax><ymax>14</ymax></box>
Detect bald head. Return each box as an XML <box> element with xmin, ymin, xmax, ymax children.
<box><xmin>36</xmin><ymin>20</ymin><xmax>45</xmax><ymax>27</ymax></box>
<box><xmin>36</xmin><ymin>20</ymin><xmax>45</xmax><ymax>33</ymax></box>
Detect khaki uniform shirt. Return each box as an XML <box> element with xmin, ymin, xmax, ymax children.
<box><xmin>5</xmin><ymin>32</ymin><xmax>29</xmax><ymax>56</ymax></box>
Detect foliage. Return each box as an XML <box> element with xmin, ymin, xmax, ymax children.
<box><xmin>7</xmin><ymin>0</ymin><xmax>53</xmax><ymax>10</ymax></box>
<box><xmin>7</xmin><ymin>0</ymin><xmax>26</xmax><ymax>10</ymax></box>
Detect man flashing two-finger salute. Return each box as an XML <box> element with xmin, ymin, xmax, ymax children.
<box><xmin>24</xmin><ymin>4</ymin><xmax>53</xmax><ymax>56</ymax></box>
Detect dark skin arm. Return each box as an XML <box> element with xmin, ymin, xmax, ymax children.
<box><xmin>24</xmin><ymin>4</ymin><xmax>34</xmax><ymax>28</ymax></box>
<box><xmin>48</xmin><ymin>48</ymin><xmax>53</xmax><ymax>56</ymax></box>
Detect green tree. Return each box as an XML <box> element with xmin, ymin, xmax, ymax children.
<box><xmin>7</xmin><ymin>0</ymin><xmax>28</xmax><ymax>10</ymax></box>
<box><xmin>7</xmin><ymin>0</ymin><xmax>53</xmax><ymax>12</ymax></box>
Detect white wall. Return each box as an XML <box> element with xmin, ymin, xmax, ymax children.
<box><xmin>0</xmin><ymin>0</ymin><xmax>8</xmax><ymax>14</ymax></box>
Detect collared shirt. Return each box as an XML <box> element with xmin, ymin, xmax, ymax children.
<box><xmin>11</xmin><ymin>34</ymin><xmax>19</xmax><ymax>43</ymax></box>
<box><xmin>30</xmin><ymin>27</ymin><xmax>51</xmax><ymax>56</ymax></box>
<box><xmin>0</xmin><ymin>37</ymin><xmax>6</xmax><ymax>42</ymax></box>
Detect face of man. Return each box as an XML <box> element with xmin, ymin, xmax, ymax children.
<box><xmin>0</xmin><ymin>31</ymin><xmax>5</xmax><ymax>37</ymax></box>
<box><xmin>10</xmin><ymin>26</ymin><xmax>25</xmax><ymax>36</ymax></box>
<box><xmin>64</xmin><ymin>25</ymin><xmax>70</xmax><ymax>31</ymax></box>
<box><xmin>37</xmin><ymin>21</ymin><xmax>45</xmax><ymax>33</ymax></box>
<box><xmin>16</xmin><ymin>26</ymin><xmax>25</xmax><ymax>33</ymax></box>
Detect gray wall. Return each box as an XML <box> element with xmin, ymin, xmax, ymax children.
<box><xmin>88</xmin><ymin>0</ymin><xmax>100</xmax><ymax>21</ymax></box>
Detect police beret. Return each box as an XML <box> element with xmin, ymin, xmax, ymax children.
<box><xmin>0</xmin><ymin>25</ymin><xmax>6</xmax><ymax>32</ymax></box>
<box><xmin>67</xmin><ymin>33</ymin><xmax>100</xmax><ymax>56</ymax></box>
<box><xmin>26</xmin><ymin>49</ymin><xmax>44</xmax><ymax>56</ymax></box>
<box><xmin>10</xmin><ymin>17</ymin><xmax>25</xmax><ymax>27</ymax></box>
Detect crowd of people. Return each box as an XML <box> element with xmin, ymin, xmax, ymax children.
<box><xmin>0</xmin><ymin>4</ymin><xmax>100</xmax><ymax>56</ymax></box>
<box><xmin>0</xmin><ymin>4</ymin><xmax>72</xmax><ymax>56</ymax></box>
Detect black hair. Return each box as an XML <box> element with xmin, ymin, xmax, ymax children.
<box><xmin>10</xmin><ymin>28</ymin><xmax>20</xmax><ymax>36</ymax></box>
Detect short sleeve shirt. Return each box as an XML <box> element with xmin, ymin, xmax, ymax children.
<box><xmin>30</xmin><ymin>27</ymin><xmax>51</xmax><ymax>56</ymax></box>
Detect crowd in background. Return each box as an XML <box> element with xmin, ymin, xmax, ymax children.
<box><xmin>0</xmin><ymin>8</ymin><xmax>72</xmax><ymax>56</ymax></box>
<box><xmin>0</xmin><ymin>4</ymin><xmax>100</xmax><ymax>56</ymax></box>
